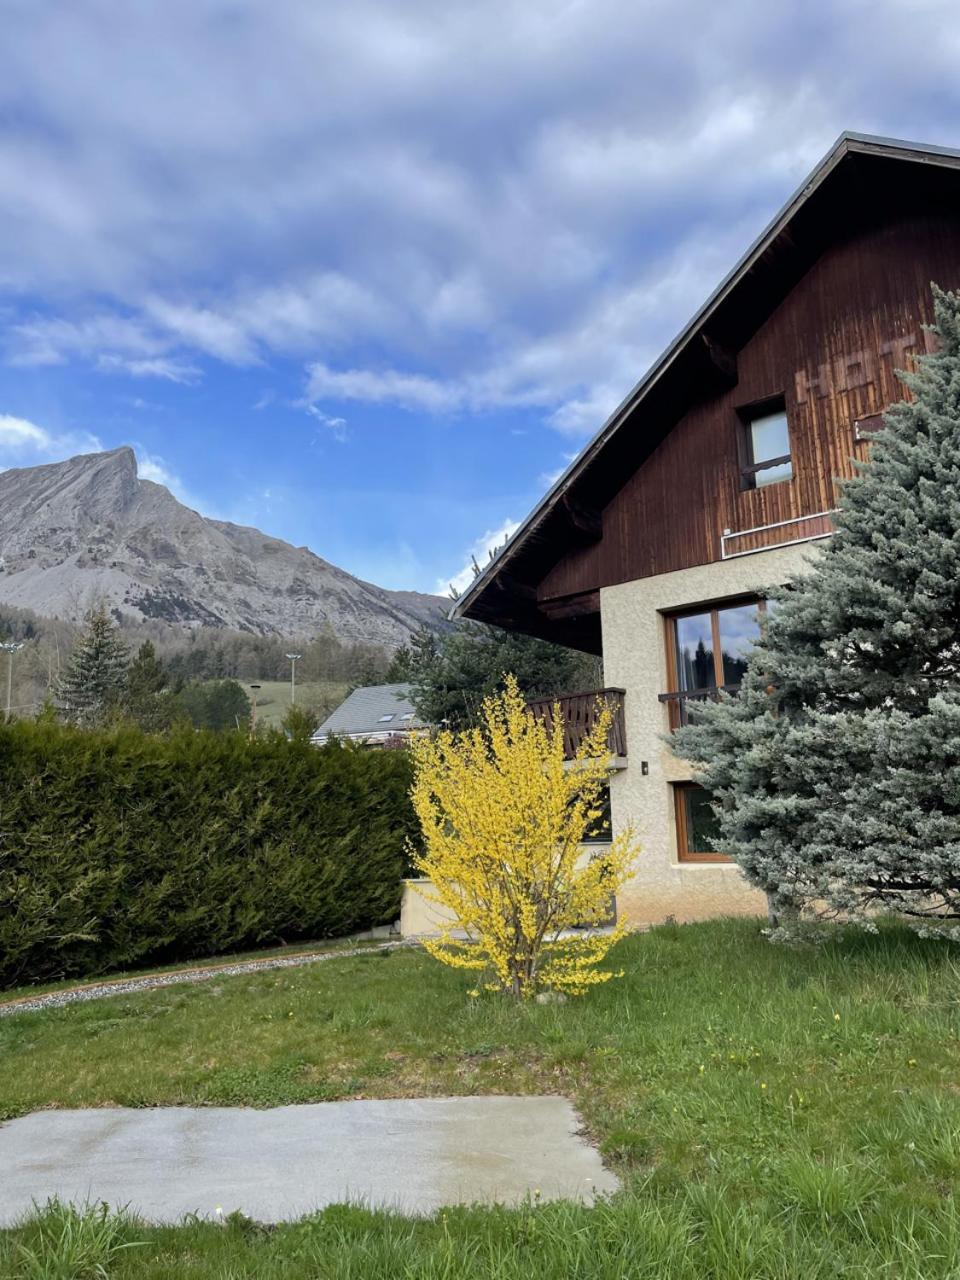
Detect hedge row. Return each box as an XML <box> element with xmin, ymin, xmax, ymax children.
<box><xmin>0</xmin><ymin>720</ymin><xmax>416</xmax><ymax>987</ymax></box>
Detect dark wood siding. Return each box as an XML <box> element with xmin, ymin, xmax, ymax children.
<box><xmin>538</xmin><ymin>212</ymin><xmax>960</xmax><ymax>600</ymax></box>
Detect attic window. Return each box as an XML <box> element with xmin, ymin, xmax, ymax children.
<box><xmin>400</xmin><ymin>713</ymin><xmax>414</xmax><ymax>721</ymax></box>
<box><xmin>378</xmin><ymin>714</ymin><xmax>395</xmax><ymax>723</ymax></box>
<box><xmin>739</xmin><ymin>398</ymin><xmax>792</xmax><ymax>489</ymax></box>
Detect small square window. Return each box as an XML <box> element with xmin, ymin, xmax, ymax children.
<box><xmin>377</xmin><ymin>714</ymin><xmax>395</xmax><ymax>723</ymax></box>
<box><xmin>400</xmin><ymin>713</ymin><xmax>414</xmax><ymax>721</ymax></box>
<box><xmin>739</xmin><ymin>399</ymin><xmax>792</xmax><ymax>489</ymax></box>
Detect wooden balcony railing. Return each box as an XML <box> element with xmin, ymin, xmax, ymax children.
<box><xmin>658</xmin><ymin>683</ymin><xmax>740</xmax><ymax>730</ymax></box>
<box><xmin>526</xmin><ymin>688</ymin><xmax>626</xmax><ymax>761</ymax></box>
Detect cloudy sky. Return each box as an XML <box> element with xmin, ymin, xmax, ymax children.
<box><xmin>1</xmin><ymin>1</ymin><xmax>958</xmax><ymax>594</ymax></box>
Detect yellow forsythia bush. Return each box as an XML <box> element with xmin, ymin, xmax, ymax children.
<box><xmin>409</xmin><ymin>674</ymin><xmax>638</xmax><ymax>997</ymax></box>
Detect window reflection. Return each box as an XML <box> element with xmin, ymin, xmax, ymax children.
<box><xmin>717</xmin><ymin>603</ymin><xmax>761</xmax><ymax>685</ymax></box>
<box><xmin>684</xmin><ymin>786</ymin><xmax>721</xmax><ymax>854</ymax></box>
<box><xmin>675</xmin><ymin>612</ymin><xmax>714</xmax><ymax>692</ymax></box>
<box><xmin>674</xmin><ymin>602</ymin><xmax>762</xmax><ymax>693</ymax></box>
<box><xmin>749</xmin><ymin>410</ymin><xmax>792</xmax><ymax>486</ymax></box>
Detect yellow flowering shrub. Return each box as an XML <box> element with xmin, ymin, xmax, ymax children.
<box><xmin>409</xmin><ymin>674</ymin><xmax>638</xmax><ymax>997</ymax></box>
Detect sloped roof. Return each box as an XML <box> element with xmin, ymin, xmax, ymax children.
<box><xmin>313</xmin><ymin>682</ymin><xmax>426</xmax><ymax>738</ymax></box>
<box><xmin>452</xmin><ymin>132</ymin><xmax>960</xmax><ymax>635</ymax></box>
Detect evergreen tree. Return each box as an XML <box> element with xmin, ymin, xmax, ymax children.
<box><xmin>384</xmin><ymin>643</ymin><xmax>415</xmax><ymax>682</ymax></box>
<box><xmin>56</xmin><ymin>606</ymin><xmax>129</xmax><ymax>726</ymax></box>
<box><xmin>406</xmin><ymin>620</ymin><xmax>602</xmax><ymax>729</ymax></box>
<box><xmin>178</xmin><ymin>679</ymin><xmax>251</xmax><ymax>731</ymax></box>
<box><xmin>125</xmin><ymin>640</ymin><xmax>176</xmax><ymax>732</ymax></box>
<box><xmin>282</xmin><ymin>702</ymin><xmax>322</xmax><ymax>742</ymax></box>
<box><xmin>675</xmin><ymin>285</ymin><xmax>960</xmax><ymax>935</ymax></box>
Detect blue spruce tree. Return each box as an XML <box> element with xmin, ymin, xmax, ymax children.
<box><xmin>56</xmin><ymin>605</ymin><xmax>129</xmax><ymax>727</ymax></box>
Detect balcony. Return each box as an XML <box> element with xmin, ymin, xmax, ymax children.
<box><xmin>658</xmin><ymin>683</ymin><xmax>740</xmax><ymax>730</ymax></box>
<box><xmin>526</xmin><ymin>688</ymin><xmax>627</xmax><ymax>761</ymax></box>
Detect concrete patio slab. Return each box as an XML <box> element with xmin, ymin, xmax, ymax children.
<box><xmin>0</xmin><ymin>1096</ymin><xmax>618</xmax><ymax>1224</ymax></box>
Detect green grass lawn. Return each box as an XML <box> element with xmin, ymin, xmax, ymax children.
<box><xmin>4</xmin><ymin>918</ymin><xmax>960</xmax><ymax>1277</ymax></box>
<box><xmin>246</xmin><ymin>679</ymin><xmax>348</xmax><ymax>729</ymax></box>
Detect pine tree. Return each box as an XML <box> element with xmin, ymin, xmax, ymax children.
<box><xmin>282</xmin><ymin>702</ymin><xmax>322</xmax><ymax>742</ymax></box>
<box><xmin>125</xmin><ymin>640</ymin><xmax>175</xmax><ymax>731</ymax></box>
<box><xmin>126</xmin><ymin>641</ymin><xmax>166</xmax><ymax>698</ymax></box>
<box><xmin>383</xmin><ymin>643</ymin><xmax>415</xmax><ymax>682</ymax></box>
<box><xmin>675</xmin><ymin>285</ymin><xmax>960</xmax><ymax>935</ymax></box>
<box><xmin>56</xmin><ymin>606</ymin><xmax>130</xmax><ymax>726</ymax></box>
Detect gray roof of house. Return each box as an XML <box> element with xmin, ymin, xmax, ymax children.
<box><xmin>313</xmin><ymin>683</ymin><xmax>426</xmax><ymax>738</ymax></box>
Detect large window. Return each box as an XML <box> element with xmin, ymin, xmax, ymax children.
<box><xmin>661</xmin><ymin>597</ymin><xmax>767</xmax><ymax>728</ymax></box>
<box><xmin>739</xmin><ymin>398</ymin><xmax>792</xmax><ymax>489</ymax></box>
<box><xmin>674</xmin><ymin>783</ymin><xmax>727</xmax><ymax>862</ymax></box>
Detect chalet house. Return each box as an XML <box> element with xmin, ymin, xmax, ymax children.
<box><xmin>311</xmin><ymin>682</ymin><xmax>427</xmax><ymax>747</ymax></box>
<box><xmin>452</xmin><ymin>132</ymin><xmax>960</xmax><ymax>928</ymax></box>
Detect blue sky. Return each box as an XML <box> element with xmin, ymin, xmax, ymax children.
<box><xmin>1</xmin><ymin>1</ymin><xmax>959</xmax><ymax>595</ymax></box>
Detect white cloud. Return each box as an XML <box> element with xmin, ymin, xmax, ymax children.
<box><xmin>0</xmin><ymin>0</ymin><xmax>957</xmax><ymax>443</ymax></box>
<box><xmin>0</xmin><ymin>415</ymin><xmax>48</xmax><ymax>451</ymax></box>
<box><xmin>135</xmin><ymin>449</ymin><xmax>180</xmax><ymax>488</ymax></box>
<box><xmin>0</xmin><ymin>414</ymin><xmax>103</xmax><ymax>469</ymax></box>
<box><xmin>141</xmin><ymin>298</ymin><xmax>260</xmax><ymax>365</ymax></box>
<box><xmin>5</xmin><ymin>314</ymin><xmax>163</xmax><ymax>368</ymax></box>
<box><xmin>304</xmin><ymin>403</ymin><xmax>348</xmax><ymax>440</ymax></box>
<box><xmin>441</xmin><ymin>517</ymin><xmax>522</xmax><ymax>597</ymax></box>
<box><xmin>306</xmin><ymin>362</ymin><xmax>465</xmax><ymax>414</ymax></box>
<box><xmin>131</xmin><ymin>445</ymin><xmax>216</xmax><ymax>516</ymax></box>
<box><xmin>97</xmin><ymin>353</ymin><xmax>200</xmax><ymax>383</ymax></box>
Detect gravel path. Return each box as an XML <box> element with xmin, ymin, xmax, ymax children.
<box><xmin>0</xmin><ymin>941</ymin><xmax>412</xmax><ymax>1018</ymax></box>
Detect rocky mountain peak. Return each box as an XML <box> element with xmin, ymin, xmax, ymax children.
<box><xmin>0</xmin><ymin>448</ymin><xmax>447</xmax><ymax>645</ymax></box>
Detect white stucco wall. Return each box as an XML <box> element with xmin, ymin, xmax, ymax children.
<box><xmin>399</xmin><ymin>879</ymin><xmax>459</xmax><ymax>937</ymax></box>
<box><xmin>601</xmin><ymin>542</ymin><xmax>820</xmax><ymax>926</ymax></box>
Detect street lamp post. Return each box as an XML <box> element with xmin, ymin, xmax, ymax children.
<box><xmin>249</xmin><ymin>683</ymin><xmax>261</xmax><ymax>734</ymax></box>
<box><xmin>0</xmin><ymin>641</ymin><xmax>25</xmax><ymax>723</ymax></box>
<box><xmin>285</xmin><ymin>653</ymin><xmax>302</xmax><ymax>705</ymax></box>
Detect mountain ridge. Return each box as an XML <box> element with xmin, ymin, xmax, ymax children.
<box><xmin>0</xmin><ymin>447</ymin><xmax>447</xmax><ymax>646</ymax></box>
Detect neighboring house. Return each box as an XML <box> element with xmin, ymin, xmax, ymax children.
<box><xmin>311</xmin><ymin>683</ymin><xmax>427</xmax><ymax>746</ymax></box>
<box><xmin>452</xmin><ymin>132</ymin><xmax>960</xmax><ymax>929</ymax></box>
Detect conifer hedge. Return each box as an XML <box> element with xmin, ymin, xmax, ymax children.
<box><xmin>0</xmin><ymin>719</ymin><xmax>415</xmax><ymax>986</ymax></box>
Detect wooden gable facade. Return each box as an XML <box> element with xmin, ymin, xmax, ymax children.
<box><xmin>454</xmin><ymin>135</ymin><xmax>960</xmax><ymax>655</ymax></box>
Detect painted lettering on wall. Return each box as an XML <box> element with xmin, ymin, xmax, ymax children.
<box><xmin>794</xmin><ymin>330</ymin><xmax>938</xmax><ymax>405</ymax></box>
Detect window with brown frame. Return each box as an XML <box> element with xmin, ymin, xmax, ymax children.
<box><xmin>659</xmin><ymin>597</ymin><xmax>768</xmax><ymax>729</ymax></box>
<box><xmin>674</xmin><ymin>782</ymin><xmax>729</xmax><ymax>863</ymax></box>
<box><xmin>738</xmin><ymin>396</ymin><xmax>792</xmax><ymax>489</ymax></box>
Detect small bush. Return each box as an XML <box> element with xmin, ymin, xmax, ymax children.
<box><xmin>0</xmin><ymin>720</ymin><xmax>415</xmax><ymax>986</ymax></box>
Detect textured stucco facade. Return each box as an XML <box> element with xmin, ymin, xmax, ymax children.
<box><xmin>602</xmin><ymin>542</ymin><xmax>820</xmax><ymax>926</ymax></box>
<box><xmin>400</xmin><ymin>879</ymin><xmax>458</xmax><ymax>937</ymax></box>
